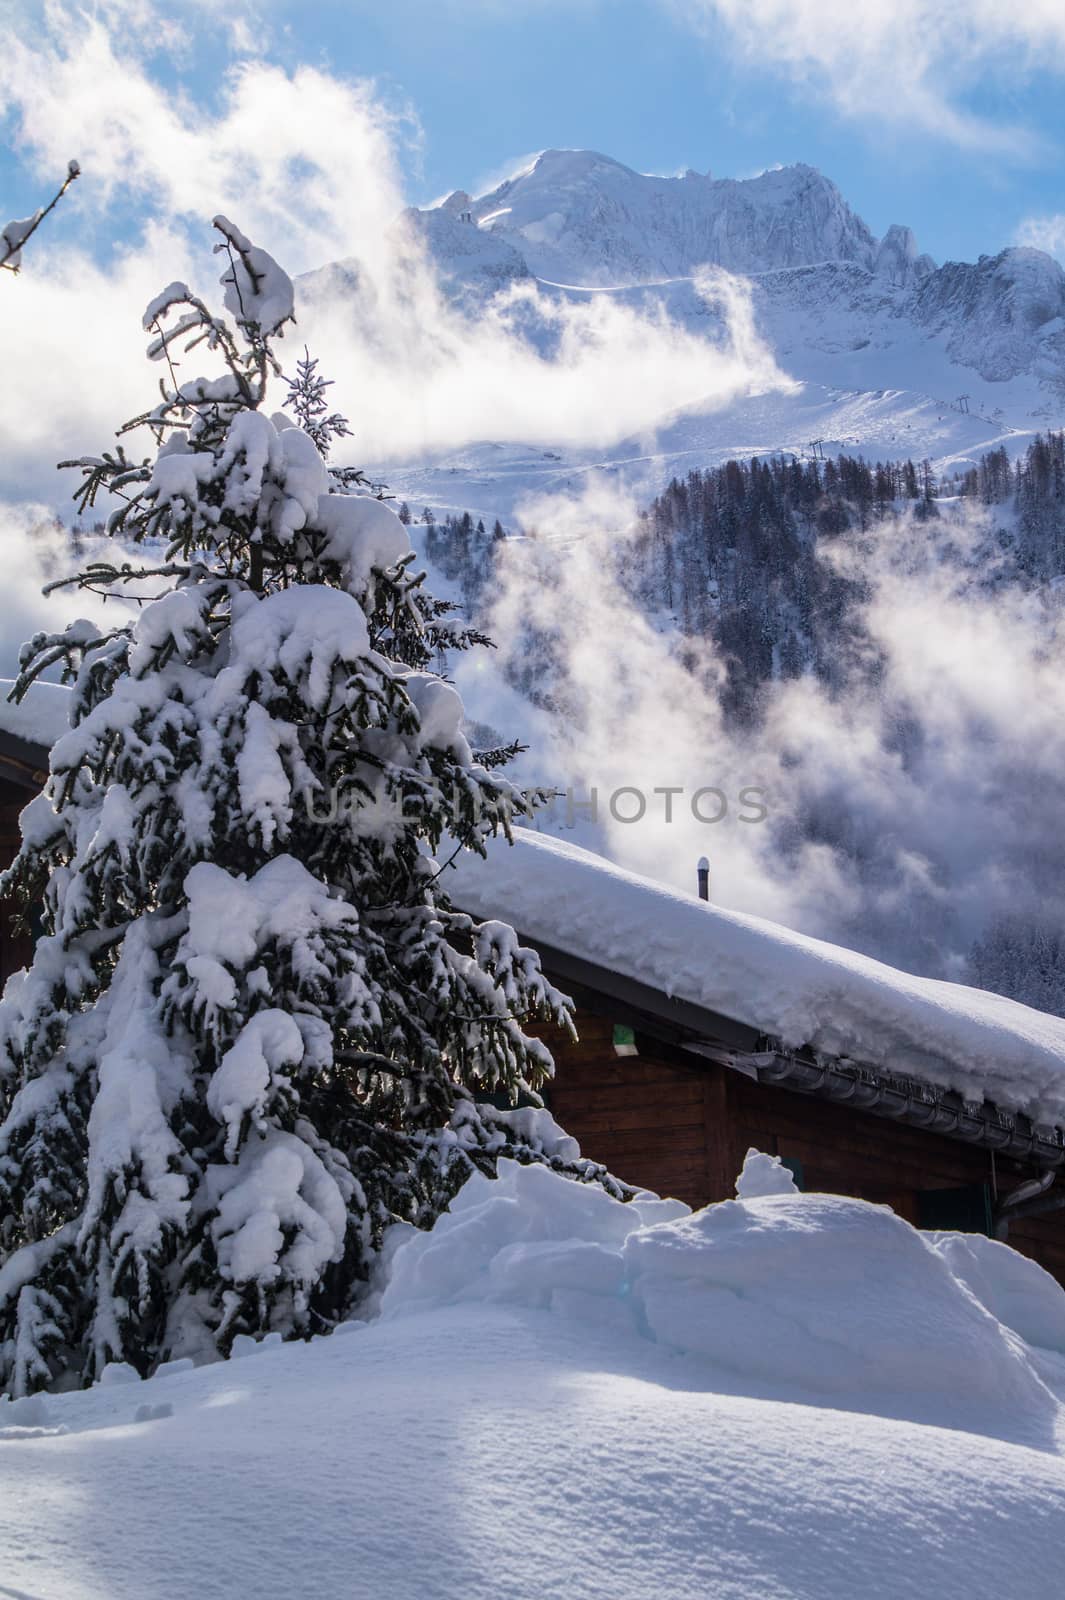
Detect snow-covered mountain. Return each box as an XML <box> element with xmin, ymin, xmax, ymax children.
<box><xmin>425</xmin><ymin>152</ymin><xmax>900</xmax><ymax>284</ymax></box>
<box><xmin>415</xmin><ymin>150</ymin><xmax>1064</xmax><ymax>387</ymax></box>
<box><xmin>915</xmin><ymin>246</ymin><xmax>1065</xmax><ymax>383</ymax></box>
<box><xmin>300</xmin><ymin>149</ymin><xmax>1065</xmax><ymax>523</ymax></box>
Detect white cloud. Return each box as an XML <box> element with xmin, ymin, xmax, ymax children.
<box><xmin>667</xmin><ymin>0</ymin><xmax>1065</xmax><ymax>153</ymax></box>
<box><xmin>1016</xmin><ymin>214</ymin><xmax>1065</xmax><ymax>263</ymax></box>
<box><xmin>470</xmin><ymin>481</ymin><xmax>793</xmax><ymax>919</ymax></box>
<box><xmin>299</xmin><ymin>262</ymin><xmax>789</xmax><ymax>465</ymax></box>
<box><xmin>0</xmin><ymin>507</ymin><xmax>133</xmax><ymax>674</ymax></box>
<box><xmin>473</xmin><ymin>487</ymin><xmax>1065</xmax><ymax>981</ymax></box>
<box><xmin>0</xmin><ymin>16</ymin><xmax>408</xmax><ymax>273</ymax></box>
<box><xmin>5</xmin><ymin>0</ymin><xmax>272</xmax><ymax>61</ymax></box>
<box><xmin>0</xmin><ymin>222</ymin><xmax>202</xmax><ymax>502</ymax></box>
<box><xmin>0</xmin><ymin>4</ymin><xmax>791</xmax><ymax>494</ymax></box>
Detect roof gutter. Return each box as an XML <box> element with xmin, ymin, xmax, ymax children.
<box><xmin>703</xmin><ymin>1043</ymin><xmax>1065</xmax><ymax>1170</ymax></box>
<box><xmin>509</xmin><ymin>933</ymin><xmax>1065</xmax><ymax>1172</ymax></box>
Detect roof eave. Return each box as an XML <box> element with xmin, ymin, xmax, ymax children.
<box><xmin>527</xmin><ymin>934</ymin><xmax>1065</xmax><ymax>1171</ymax></box>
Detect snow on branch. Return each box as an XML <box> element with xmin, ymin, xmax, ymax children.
<box><xmin>212</xmin><ymin>215</ymin><xmax>294</xmax><ymax>338</ymax></box>
<box><xmin>1</xmin><ymin>161</ymin><xmax>81</xmax><ymax>275</ymax></box>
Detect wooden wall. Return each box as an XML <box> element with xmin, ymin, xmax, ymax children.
<box><xmin>0</xmin><ymin>784</ymin><xmax>33</xmax><ymax>987</ymax></box>
<box><xmin>539</xmin><ymin>997</ymin><xmax>1065</xmax><ymax>1288</ymax></box>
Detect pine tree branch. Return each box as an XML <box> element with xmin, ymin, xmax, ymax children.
<box><xmin>43</xmin><ymin>562</ymin><xmax>193</xmax><ymax>596</ymax></box>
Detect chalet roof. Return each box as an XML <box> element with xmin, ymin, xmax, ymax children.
<box><xmin>446</xmin><ymin>830</ymin><xmax>1065</xmax><ymax>1140</ymax></box>
<box><xmin>0</xmin><ymin>727</ymin><xmax>48</xmax><ymax>791</ymax></box>
<box><xmin>0</xmin><ymin>680</ymin><xmax>69</xmax><ymax>789</ymax></box>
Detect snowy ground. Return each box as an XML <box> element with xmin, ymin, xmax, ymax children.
<box><xmin>367</xmin><ymin>268</ymin><xmax>1064</xmax><ymax>527</ymax></box>
<box><xmin>370</xmin><ymin>375</ymin><xmax>1044</xmax><ymax>530</ymax></box>
<box><xmin>4</xmin><ymin>1158</ymin><xmax>1065</xmax><ymax>1600</ymax></box>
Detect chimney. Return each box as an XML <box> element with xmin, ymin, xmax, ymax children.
<box><xmin>697</xmin><ymin>856</ymin><xmax>710</xmax><ymax>902</ymax></box>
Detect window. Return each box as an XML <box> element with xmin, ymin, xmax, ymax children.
<box><xmin>612</xmin><ymin>1024</ymin><xmax>638</xmax><ymax>1058</ymax></box>
<box><xmin>917</xmin><ymin>1183</ymin><xmax>993</xmax><ymax>1236</ymax></box>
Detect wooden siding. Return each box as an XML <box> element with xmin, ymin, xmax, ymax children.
<box><xmin>0</xmin><ymin>787</ymin><xmax>33</xmax><ymax>985</ymax></box>
<box><xmin>538</xmin><ymin>994</ymin><xmax>1065</xmax><ymax>1289</ymax></box>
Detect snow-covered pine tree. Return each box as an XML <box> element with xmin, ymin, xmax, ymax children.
<box><xmin>0</xmin><ymin>216</ymin><xmax>619</xmax><ymax>1395</ymax></box>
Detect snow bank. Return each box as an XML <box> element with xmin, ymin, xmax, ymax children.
<box><xmin>625</xmin><ymin>1195</ymin><xmax>1050</xmax><ymax>1430</ymax></box>
<box><xmin>4</xmin><ymin>1295</ymin><xmax>1065</xmax><ymax>1600</ymax></box>
<box><xmin>380</xmin><ymin>1158</ymin><xmax>635</xmax><ymax>1319</ymax></box>
<box><xmin>447</xmin><ymin>830</ymin><xmax>1065</xmax><ymax>1123</ymax></box>
<box><xmin>929</xmin><ymin>1231</ymin><xmax>1065</xmax><ymax>1356</ymax></box>
<box><xmin>3</xmin><ymin>1159</ymin><xmax>1065</xmax><ymax>1598</ymax></box>
<box><xmin>382</xmin><ymin>1158</ymin><xmax>1058</xmax><ymax>1439</ymax></box>
<box><xmin>0</xmin><ymin>679</ymin><xmax>71</xmax><ymax>752</ymax></box>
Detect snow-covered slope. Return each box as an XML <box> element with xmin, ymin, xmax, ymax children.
<box><xmin>409</xmin><ymin>201</ymin><xmax>533</xmax><ymax>296</ymax></box>
<box><xmin>915</xmin><ymin>246</ymin><xmax>1065</xmax><ymax>383</ymax></box>
<box><xmin>5</xmin><ymin>1158</ymin><xmax>1065</xmax><ymax>1600</ymax></box>
<box><xmin>447</xmin><ymin>831</ymin><xmax>1065</xmax><ymax>1125</ymax></box>
<box><xmin>376</xmin><ymin>368</ymin><xmax>1043</xmax><ymax>530</ymax></box>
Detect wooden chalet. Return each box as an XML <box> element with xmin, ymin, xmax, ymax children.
<box><xmin>4</xmin><ymin>713</ymin><xmax>1065</xmax><ymax>1288</ymax></box>
<box><xmin>530</xmin><ymin>950</ymin><xmax>1065</xmax><ymax>1282</ymax></box>
<box><xmin>452</xmin><ymin>833</ymin><xmax>1065</xmax><ymax>1291</ymax></box>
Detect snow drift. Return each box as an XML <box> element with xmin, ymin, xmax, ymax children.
<box><xmin>3</xmin><ymin>1158</ymin><xmax>1065</xmax><ymax>1598</ymax></box>
<box><xmin>382</xmin><ymin>1158</ymin><xmax>1059</xmax><ymax>1442</ymax></box>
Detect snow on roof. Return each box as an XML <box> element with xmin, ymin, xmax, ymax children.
<box><xmin>447</xmin><ymin>829</ymin><xmax>1065</xmax><ymax>1126</ymax></box>
<box><xmin>0</xmin><ymin>680</ymin><xmax>71</xmax><ymax>753</ymax></box>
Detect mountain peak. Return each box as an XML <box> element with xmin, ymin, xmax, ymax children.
<box><xmin>874</xmin><ymin>223</ymin><xmax>935</xmax><ymax>287</ymax></box>
<box><xmin>440</xmin><ymin>189</ymin><xmax>473</xmax><ymax>214</ymax></box>
<box><xmin>441</xmin><ymin>149</ymin><xmax>880</xmax><ymax>285</ymax></box>
<box><xmin>529</xmin><ymin>148</ymin><xmax>634</xmax><ymax>180</ymax></box>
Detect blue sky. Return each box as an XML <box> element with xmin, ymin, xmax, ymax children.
<box><xmin>1</xmin><ymin>0</ymin><xmax>1064</xmax><ymax>271</ymax></box>
<box><xmin>305</xmin><ymin>0</ymin><xmax>1065</xmax><ymax>267</ymax></box>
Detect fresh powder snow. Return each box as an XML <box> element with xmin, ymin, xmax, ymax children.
<box><xmin>2</xmin><ymin>1157</ymin><xmax>1065</xmax><ymax>1599</ymax></box>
